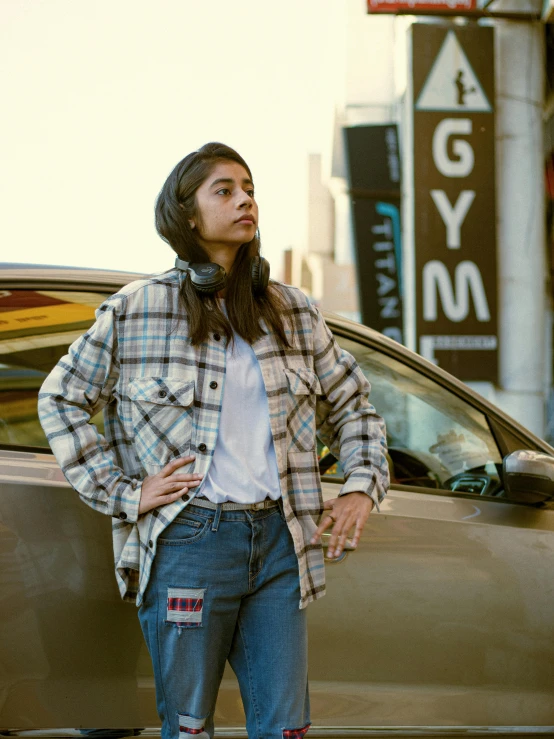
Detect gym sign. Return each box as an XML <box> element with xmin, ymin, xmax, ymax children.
<box><xmin>411</xmin><ymin>24</ymin><xmax>497</xmax><ymax>382</ymax></box>
<box><xmin>367</xmin><ymin>0</ymin><xmax>477</xmax><ymax>12</ymax></box>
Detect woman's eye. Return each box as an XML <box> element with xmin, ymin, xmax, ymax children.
<box><xmin>216</xmin><ymin>188</ymin><xmax>230</xmax><ymax>195</ymax></box>
<box><xmin>246</xmin><ymin>189</ymin><xmax>255</xmax><ymax>198</ymax></box>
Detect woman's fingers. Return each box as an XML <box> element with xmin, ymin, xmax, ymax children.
<box><xmin>325</xmin><ymin>510</ymin><xmax>355</xmax><ymax>555</ymax></box>
<box><xmin>159</xmin><ymin>455</ymin><xmax>196</xmax><ymax>477</ymax></box>
<box><xmin>311</xmin><ymin>509</ymin><xmax>336</xmax><ymax>541</ymax></box>
<box><xmin>311</xmin><ymin>493</ymin><xmax>374</xmax><ymax>558</ymax></box>
<box><xmin>350</xmin><ymin>517</ymin><xmax>367</xmax><ymax>549</ymax></box>
<box><xmin>163</xmin><ymin>478</ymin><xmax>201</xmax><ymax>493</ymax></box>
<box><xmin>139</xmin><ymin>482</ymin><xmax>190</xmax><ymax>514</ymax></box>
<box><xmin>139</xmin><ymin>456</ymin><xmax>203</xmax><ymax>515</ymax></box>
<box><xmin>164</xmin><ymin>472</ymin><xmax>203</xmax><ymax>484</ymax></box>
<box><xmin>331</xmin><ymin>514</ymin><xmax>359</xmax><ymax>556</ymax></box>
<box><xmin>169</xmin><ymin>485</ymin><xmax>191</xmax><ymax>499</ymax></box>
<box><xmin>160</xmin><ymin>483</ymin><xmax>190</xmax><ymax>498</ymax></box>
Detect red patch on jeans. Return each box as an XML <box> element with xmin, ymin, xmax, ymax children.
<box><xmin>168</xmin><ymin>597</ymin><xmax>203</xmax><ymax>612</ymax></box>
<box><xmin>166</xmin><ymin>587</ymin><xmax>205</xmax><ymax>628</ymax></box>
<box><xmin>179</xmin><ymin>727</ymin><xmax>204</xmax><ymax>735</ymax></box>
<box><xmin>282</xmin><ymin>723</ymin><xmax>311</xmax><ymax>738</ymax></box>
<box><xmin>178</xmin><ymin>710</ymin><xmax>206</xmax><ymax>735</ymax></box>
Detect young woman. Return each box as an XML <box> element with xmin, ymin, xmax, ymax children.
<box><xmin>38</xmin><ymin>143</ymin><xmax>389</xmax><ymax>739</ymax></box>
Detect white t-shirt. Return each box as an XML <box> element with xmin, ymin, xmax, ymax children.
<box><xmin>197</xmin><ymin>326</ymin><xmax>281</xmax><ymax>504</ymax></box>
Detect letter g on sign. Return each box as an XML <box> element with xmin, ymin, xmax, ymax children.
<box><xmin>433</xmin><ymin>119</ymin><xmax>474</xmax><ymax>178</ymax></box>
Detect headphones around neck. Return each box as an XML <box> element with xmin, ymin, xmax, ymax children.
<box><xmin>175</xmin><ymin>256</ymin><xmax>270</xmax><ymax>296</ymax></box>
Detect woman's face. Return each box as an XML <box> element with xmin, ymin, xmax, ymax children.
<box><xmin>190</xmin><ymin>160</ymin><xmax>258</xmax><ymax>260</ymax></box>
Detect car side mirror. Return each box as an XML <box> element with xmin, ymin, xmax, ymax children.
<box><xmin>502</xmin><ymin>450</ymin><xmax>554</xmax><ymax>504</ymax></box>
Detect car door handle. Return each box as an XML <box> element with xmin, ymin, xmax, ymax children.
<box><xmin>321</xmin><ymin>533</ymin><xmax>356</xmax><ymax>563</ymax></box>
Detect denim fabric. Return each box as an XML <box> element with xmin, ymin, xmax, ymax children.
<box><xmin>138</xmin><ymin>502</ymin><xmax>310</xmax><ymax>739</ymax></box>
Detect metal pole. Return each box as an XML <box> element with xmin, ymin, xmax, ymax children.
<box><xmin>495</xmin><ymin>18</ymin><xmax>547</xmax><ymax>436</ymax></box>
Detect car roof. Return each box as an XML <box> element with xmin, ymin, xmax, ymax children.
<box><xmin>2</xmin><ymin>262</ymin><xmax>552</xmax><ymax>456</ymax></box>
<box><xmin>0</xmin><ymin>262</ymin><xmax>147</xmax><ymax>289</ymax></box>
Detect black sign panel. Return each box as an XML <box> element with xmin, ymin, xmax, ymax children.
<box><xmin>344</xmin><ymin>125</ymin><xmax>403</xmax><ymax>343</ymax></box>
<box><xmin>412</xmin><ymin>24</ymin><xmax>497</xmax><ymax>381</ymax></box>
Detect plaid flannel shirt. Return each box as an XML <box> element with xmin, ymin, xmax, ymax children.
<box><xmin>38</xmin><ymin>270</ymin><xmax>389</xmax><ymax>608</ymax></box>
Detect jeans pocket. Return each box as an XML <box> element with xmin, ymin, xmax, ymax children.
<box><xmin>158</xmin><ymin>514</ymin><xmax>210</xmax><ymax>546</ymax></box>
<box><xmin>165</xmin><ymin>586</ymin><xmax>206</xmax><ymax>629</ymax></box>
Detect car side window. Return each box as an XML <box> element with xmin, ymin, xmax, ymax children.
<box><xmin>325</xmin><ymin>335</ymin><xmax>503</xmax><ymax>498</ymax></box>
<box><xmin>0</xmin><ymin>289</ymin><xmax>110</xmax><ymax>449</ymax></box>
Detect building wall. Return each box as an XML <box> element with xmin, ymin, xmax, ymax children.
<box><xmin>331</xmin><ymin>1</ymin><xmax>552</xmax><ymax>439</ymax></box>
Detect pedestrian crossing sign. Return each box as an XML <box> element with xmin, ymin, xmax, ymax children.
<box><xmin>416</xmin><ymin>30</ymin><xmax>491</xmax><ymax>112</ymax></box>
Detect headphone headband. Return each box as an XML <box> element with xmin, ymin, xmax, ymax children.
<box><xmin>175</xmin><ymin>257</ymin><xmax>190</xmax><ymax>271</ymax></box>
<box><xmin>174</xmin><ymin>255</ymin><xmax>269</xmax><ymax>295</ymax></box>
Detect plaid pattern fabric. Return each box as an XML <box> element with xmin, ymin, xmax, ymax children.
<box><xmin>282</xmin><ymin>724</ymin><xmax>311</xmax><ymax>738</ymax></box>
<box><xmin>167</xmin><ymin>597</ymin><xmax>203</xmax><ymax>612</ymax></box>
<box><xmin>166</xmin><ymin>586</ymin><xmax>204</xmax><ymax>627</ymax></box>
<box><xmin>38</xmin><ymin>270</ymin><xmax>389</xmax><ymax>608</ymax></box>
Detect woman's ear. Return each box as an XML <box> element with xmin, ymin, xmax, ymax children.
<box><xmin>178</xmin><ymin>202</ymin><xmax>194</xmax><ymax>228</ymax></box>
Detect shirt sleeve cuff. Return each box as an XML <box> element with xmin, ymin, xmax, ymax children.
<box><xmin>338</xmin><ymin>471</ymin><xmax>386</xmax><ymax>512</ymax></box>
<box><xmin>109</xmin><ymin>479</ymin><xmax>142</xmax><ymax>523</ymax></box>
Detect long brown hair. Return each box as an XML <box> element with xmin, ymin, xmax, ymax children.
<box><xmin>155</xmin><ymin>142</ymin><xmax>290</xmax><ymax>347</ymax></box>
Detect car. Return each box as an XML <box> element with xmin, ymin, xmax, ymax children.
<box><xmin>1</xmin><ymin>263</ymin><xmax>553</xmax><ymax>736</ymax></box>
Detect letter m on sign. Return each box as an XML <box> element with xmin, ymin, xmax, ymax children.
<box><xmin>423</xmin><ymin>261</ymin><xmax>490</xmax><ymax>323</ymax></box>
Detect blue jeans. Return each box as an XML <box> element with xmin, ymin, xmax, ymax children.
<box><xmin>138</xmin><ymin>501</ymin><xmax>310</xmax><ymax>739</ymax></box>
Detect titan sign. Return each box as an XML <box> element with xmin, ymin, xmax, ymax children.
<box><xmin>367</xmin><ymin>0</ymin><xmax>477</xmax><ymax>12</ymax></box>
<box><xmin>344</xmin><ymin>125</ymin><xmax>403</xmax><ymax>343</ymax></box>
<box><xmin>411</xmin><ymin>24</ymin><xmax>497</xmax><ymax>382</ymax></box>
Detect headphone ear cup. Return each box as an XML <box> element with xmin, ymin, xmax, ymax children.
<box><xmin>191</xmin><ymin>275</ymin><xmax>227</xmax><ymax>294</ymax></box>
<box><xmin>251</xmin><ymin>256</ymin><xmax>270</xmax><ymax>296</ymax></box>
<box><xmin>187</xmin><ymin>263</ymin><xmax>227</xmax><ymax>294</ymax></box>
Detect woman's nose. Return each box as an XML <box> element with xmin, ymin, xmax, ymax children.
<box><xmin>237</xmin><ymin>192</ymin><xmax>253</xmax><ymax>208</ymax></box>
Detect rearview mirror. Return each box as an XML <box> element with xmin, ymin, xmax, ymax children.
<box><xmin>502</xmin><ymin>450</ymin><xmax>554</xmax><ymax>504</ymax></box>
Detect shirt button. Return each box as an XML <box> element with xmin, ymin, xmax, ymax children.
<box><xmin>148</xmin><ymin>540</ymin><xmax>154</xmax><ymax>548</ymax></box>
<box><xmin>213</xmin><ymin>333</ymin><xmax>221</xmax><ymax>341</ymax></box>
<box><xmin>209</xmin><ymin>381</ymin><xmax>218</xmax><ymax>389</ymax></box>
<box><xmin>158</xmin><ymin>390</ymin><xmax>167</xmax><ymax>398</ymax></box>
<box><xmin>118</xmin><ymin>511</ymin><xmax>127</xmax><ymax>520</ymax></box>
<box><xmin>198</xmin><ymin>443</ymin><xmax>207</xmax><ymax>452</ymax></box>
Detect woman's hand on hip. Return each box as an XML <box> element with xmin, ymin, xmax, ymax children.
<box><xmin>139</xmin><ymin>456</ymin><xmax>203</xmax><ymax>515</ymax></box>
<box><xmin>310</xmin><ymin>492</ymin><xmax>374</xmax><ymax>559</ymax></box>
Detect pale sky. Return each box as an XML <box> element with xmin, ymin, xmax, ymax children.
<box><xmin>0</xmin><ymin>0</ymin><xmax>351</xmax><ymax>280</ymax></box>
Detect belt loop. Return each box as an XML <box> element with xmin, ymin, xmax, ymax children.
<box><xmin>212</xmin><ymin>503</ymin><xmax>222</xmax><ymax>532</ymax></box>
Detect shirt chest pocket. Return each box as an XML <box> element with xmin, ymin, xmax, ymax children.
<box><xmin>284</xmin><ymin>368</ymin><xmax>322</xmax><ymax>452</ymax></box>
<box><xmin>128</xmin><ymin>376</ymin><xmax>195</xmax><ymax>469</ymax></box>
